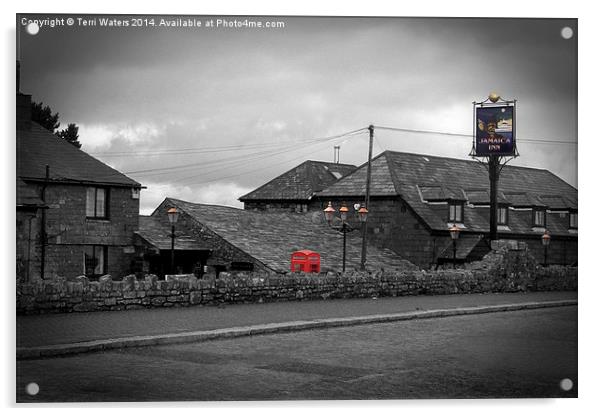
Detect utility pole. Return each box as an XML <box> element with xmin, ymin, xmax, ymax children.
<box><xmin>360</xmin><ymin>125</ymin><xmax>374</xmax><ymax>270</ymax></box>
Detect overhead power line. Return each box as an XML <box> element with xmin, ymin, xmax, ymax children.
<box><xmin>374</xmin><ymin>125</ymin><xmax>577</xmax><ymax>145</ymax></box>
<box><xmin>84</xmin><ymin>127</ymin><xmax>367</xmax><ymax>182</ymax></box>
<box><xmin>91</xmin><ymin>137</ymin><xmax>326</xmax><ymax>158</ymax></box>
<box><xmin>90</xmin><ymin>127</ymin><xmax>368</xmax><ymax>158</ymax></box>
<box><xmin>175</xmin><ymin>130</ymin><xmax>367</xmax><ymax>184</ymax></box>
<box><xmin>181</xmin><ymin>132</ymin><xmax>366</xmax><ymax>187</ymax></box>
<box><xmin>123</xmin><ymin>127</ymin><xmax>366</xmax><ymax>177</ymax></box>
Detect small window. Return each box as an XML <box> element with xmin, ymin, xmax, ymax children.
<box><xmin>86</xmin><ymin>187</ymin><xmax>109</xmax><ymax>219</ymax></box>
<box><xmin>569</xmin><ymin>212</ymin><xmax>578</xmax><ymax>229</ymax></box>
<box><xmin>448</xmin><ymin>202</ymin><xmax>463</xmax><ymax>223</ymax></box>
<box><xmin>497</xmin><ymin>206</ymin><xmax>508</xmax><ymax>225</ymax></box>
<box><xmin>295</xmin><ymin>204</ymin><xmax>308</xmax><ymax>213</ymax></box>
<box><xmin>533</xmin><ymin>209</ymin><xmax>546</xmax><ymax>227</ymax></box>
<box><xmin>84</xmin><ymin>245</ymin><xmax>108</xmax><ymax>277</ymax></box>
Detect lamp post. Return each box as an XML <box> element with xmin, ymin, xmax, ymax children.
<box><xmin>339</xmin><ymin>204</ymin><xmax>349</xmax><ymax>272</ymax></box>
<box><xmin>449</xmin><ymin>224</ymin><xmax>461</xmax><ymax>268</ymax></box>
<box><xmin>541</xmin><ymin>230</ymin><xmax>551</xmax><ymax>267</ymax></box>
<box><xmin>167</xmin><ymin>207</ymin><xmax>179</xmax><ymax>275</ymax></box>
<box><xmin>324</xmin><ymin>202</ymin><xmax>368</xmax><ymax>272</ymax></box>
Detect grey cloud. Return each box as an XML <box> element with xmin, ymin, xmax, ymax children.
<box><xmin>19</xmin><ymin>15</ymin><xmax>577</xmax><ymax>209</ymax></box>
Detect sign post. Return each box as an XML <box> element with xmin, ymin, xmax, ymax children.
<box><xmin>470</xmin><ymin>93</ymin><xmax>518</xmax><ymax>242</ymax></box>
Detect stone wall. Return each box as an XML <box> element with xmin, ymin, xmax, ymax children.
<box><xmin>16</xmin><ymin>243</ymin><xmax>577</xmax><ymax>315</ymax></box>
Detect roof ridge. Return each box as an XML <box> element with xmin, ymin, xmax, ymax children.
<box><xmin>21</xmin><ymin>122</ymin><xmax>142</xmax><ymax>187</ymax></box>
<box><xmin>384</xmin><ymin>149</ymin><xmax>554</xmax><ymax>174</ymax></box>
<box><xmin>383</xmin><ymin>151</ymin><xmax>405</xmax><ymax>196</ymax></box>
<box><xmin>238</xmin><ymin>160</ymin><xmax>313</xmax><ymax>201</ymax></box>
<box><xmin>168</xmin><ymin>197</ymin><xmax>244</xmax><ymax>211</ymax></box>
<box><xmin>306</xmin><ymin>160</ymin><xmax>357</xmax><ymax>168</ymax></box>
<box><xmin>239</xmin><ymin>159</ymin><xmax>358</xmax><ymax>202</ymax></box>
<box><xmin>306</xmin><ymin>159</ymin><xmax>355</xmax><ymax>166</ymax></box>
<box><xmin>316</xmin><ymin>151</ymin><xmax>390</xmax><ymax>196</ymax></box>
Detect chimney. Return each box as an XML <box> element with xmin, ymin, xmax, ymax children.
<box><xmin>16</xmin><ymin>60</ymin><xmax>32</xmax><ymax>131</ymax></box>
<box><xmin>17</xmin><ymin>92</ymin><xmax>32</xmax><ymax>131</ymax></box>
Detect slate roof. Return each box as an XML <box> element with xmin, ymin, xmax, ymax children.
<box><xmin>538</xmin><ymin>195</ymin><xmax>577</xmax><ymax>210</ymax></box>
<box><xmin>438</xmin><ymin>235</ymin><xmax>484</xmax><ymax>260</ymax></box>
<box><xmin>418</xmin><ymin>185</ymin><xmax>465</xmax><ymax>201</ymax></box>
<box><xmin>239</xmin><ymin>160</ymin><xmax>356</xmax><ymax>201</ymax></box>
<box><xmin>318</xmin><ymin>150</ymin><xmax>578</xmax><ymax>237</ymax></box>
<box><xmin>165</xmin><ymin>198</ymin><xmax>411</xmax><ymax>273</ymax></box>
<box><xmin>17</xmin><ymin>122</ymin><xmax>141</xmax><ymax>188</ymax></box>
<box><xmin>136</xmin><ymin>216</ymin><xmax>209</xmax><ymax>251</ymax></box>
<box><xmin>313</xmin><ymin>155</ymin><xmax>397</xmax><ymax>197</ymax></box>
<box><xmin>502</xmin><ymin>192</ymin><xmax>546</xmax><ymax>208</ymax></box>
<box><xmin>464</xmin><ymin>189</ymin><xmax>510</xmax><ymax>205</ymax></box>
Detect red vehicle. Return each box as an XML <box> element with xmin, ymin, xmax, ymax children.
<box><xmin>290</xmin><ymin>250</ymin><xmax>320</xmax><ymax>273</ymax></box>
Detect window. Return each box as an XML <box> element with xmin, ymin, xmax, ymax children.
<box><xmin>448</xmin><ymin>202</ymin><xmax>464</xmax><ymax>223</ymax></box>
<box><xmin>295</xmin><ymin>204</ymin><xmax>308</xmax><ymax>213</ymax></box>
<box><xmin>569</xmin><ymin>211</ymin><xmax>578</xmax><ymax>229</ymax></box>
<box><xmin>86</xmin><ymin>187</ymin><xmax>109</xmax><ymax>219</ymax></box>
<box><xmin>533</xmin><ymin>209</ymin><xmax>546</xmax><ymax>227</ymax></box>
<box><xmin>497</xmin><ymin>206</ymin><xmax>508</xmax><ymax>225</ymax></box>
<box><xmin>84</xmin><ymin>245</ymin><xmax>108</xmax><ymax>277</ymax></box>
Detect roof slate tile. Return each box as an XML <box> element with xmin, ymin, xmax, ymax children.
<box><xmin>319</xmin><ymin>150</ymin><xmax>578</xmax><ymax>236</ymax></box>
<box><xmin>168</xmin><ymin>198</ymin><xmax>409</xmax><ymax>273</ymax></box>
<box><xmin>239</xmin><ymin>160</ymin><xmax>356</xmax><ymax>201</ymax></box>
<box><xmin>17</xmin><ymin>122</ymin><xmax>141</xmax><ymax>187</ymax></box>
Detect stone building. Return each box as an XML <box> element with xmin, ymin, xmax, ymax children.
<box><xmin>16</xmin><ymin>92</ymin><xmax>143</xmax><ymax>281</ymax></box>
<box><xmin>137</xmin><ymin>197</ymin><xmax>409</xmax><ymax>276</ymax></box>
<box><xmin>16</xmin><ymin>178</ymin><xmax>47</xmax><ymax>282</ymax></box>
<box><xmin>312</xmin><ymin>151</ymin><xmax>577</xmax><ymax>268</ymax></box>
<box><xmin>239</xmin><ymin>151</ymin><xmax>577</xmax><ymax>269</ymax></box>
<box><xmin>239</xmin><ymin>160</ymin><xmax>356</xmax><ymax>212</ymax></box>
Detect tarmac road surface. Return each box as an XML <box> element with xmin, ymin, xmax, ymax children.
<box><xmin>17</xmin><ymin>305</ymin><xmax>577</xmax><ymax>402</ymax></box>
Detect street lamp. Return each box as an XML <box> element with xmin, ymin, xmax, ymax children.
<box><xmin>167</xmin><ymin>207</ymin><xmax>179</xmax><ymax>274</ymax></box>
<box><xmin>541</xmin><ymin>230</ymin><xmax>551</xmax><ymax>267</ymax></box>
<box><xmin>357</xmin><ymin>204</ymin><xmax>369</xmax><ymax>224</ymax></box>
<box><xmin>449</xmin><ymin>224</ymin><xmax>461</xmax><ymax>268</ymax></box>
<box><xmin>323</xmin><ymin>202</ymin><xmax>367</xmax><ymax>272</ymax></box>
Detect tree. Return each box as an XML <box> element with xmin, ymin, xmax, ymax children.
<box><xmin>31</xmin><ymin>101</ymin><xmax>60</xmax><ymax>132</ymax></box>
<box><xmin>56</xmin><ymin>123</ymin><xmax>82</xmax><ymax>149</ymax></box>
<box><xmin>31</xmin><ymin>101</ymin><xmax>82</xmax><ymax>148</ymax></box>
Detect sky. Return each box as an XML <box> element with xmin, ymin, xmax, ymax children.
<box><xmin>17</xmin><ymin>15</ymin><xmax>578</xmax><ymax>214</ymax></box>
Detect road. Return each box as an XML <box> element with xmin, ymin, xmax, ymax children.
<box><xmin>17</xmin><ymin>291</ymin><xmax>576</xmax><ymax>347</ymax></box>
<box><xmin>17</xmin><ymin>305</ymin><xmax>577</xmax><ymax>402</ymax></box>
